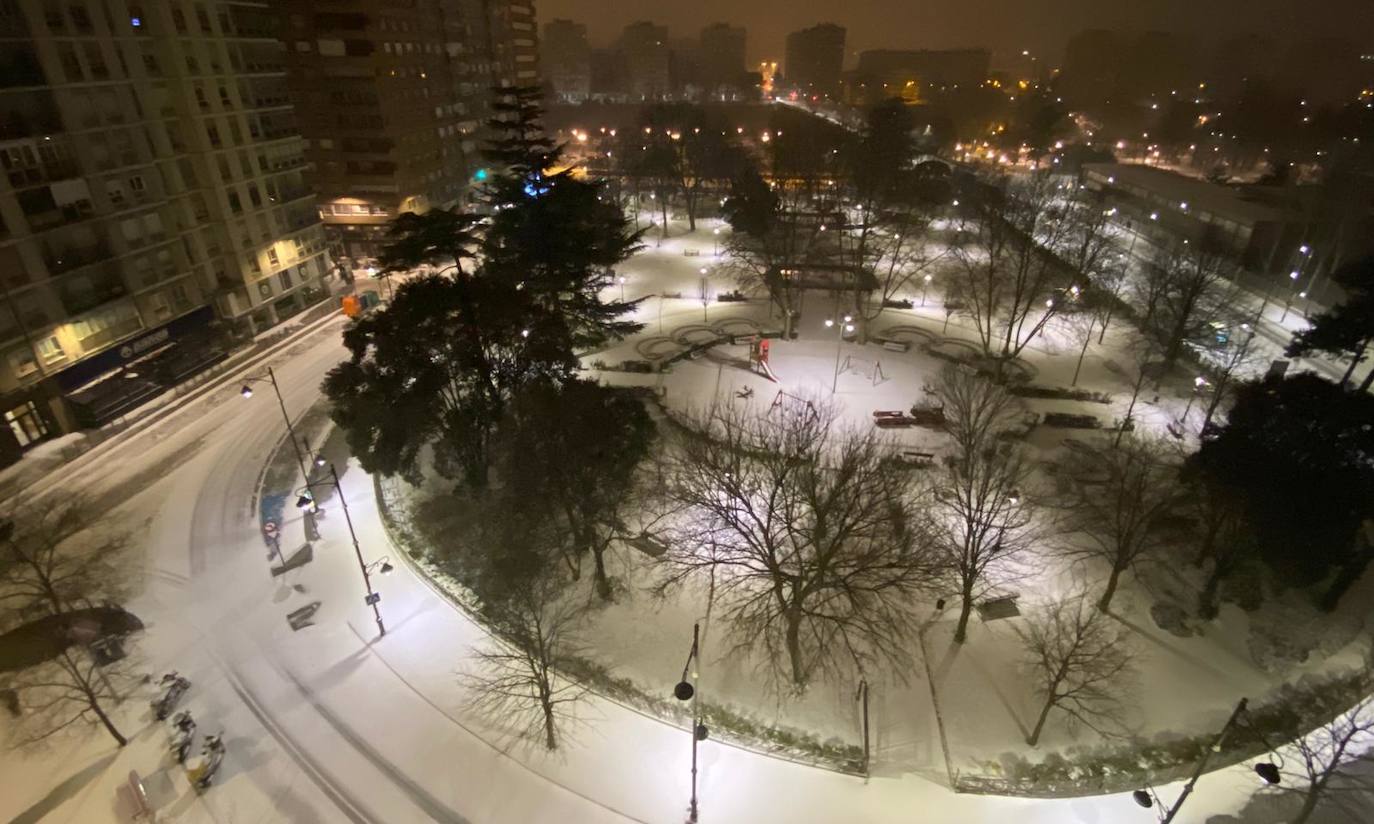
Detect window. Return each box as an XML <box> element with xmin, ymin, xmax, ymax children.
<box><xmin>205</xmin><ymin>123</ymin><xmax>221</xmax><ymax>147</ymax></box>
<box><xmin>248</xmin><ymin>183</ymin><xmax>261</xmax><ymax>207</ymax></box>
<box><xmin>266</xmin><ymin>246</ymin><xmax>278</xmax><ymax>266</ymax></box>
<box><xmin>6</xmin><ymin>400</ymin><xmax>50</xmax><ymax>447</ymax></box>
<box><xmin>128</xmin><ymin>174</ymin><xmax>145</xmax><ymax>191</ymax></box>
<box><xmin>57</xmin><ymin>43</ymin><xmax>83</xmax><ymax>82</ymax></box>
<box><xmin>227</xmin><ymin>191</ymin><xmax>241</xmax><ymax>213</ymax></box>
<box><xmin>294</xmin><ymin>40</ymin><xmax>312</xmax><ymax>53</ymax></box>
<box><xmin>317</xmin><ymin>39</ymin><xmax>344</xmax><ymax>57</ymax></box>
<box><xmin>106</xmin><ymin>180</ymin><xmax>125</xmax><ymax>205</ymax></box>
<box><xmin>277</xmin><ymin>268</ymin><xmax>292</xmax><ymax>291</ymax></box>
<box><xmin>8</xmin><ymin>346</ymin><xmax>38</xmax><ymax>377</ymax></box>
<box><xmin>36</xmin><ymin>335</ymin><xmax>64</xmax><ymax>365</ymax></box>
<box><xmin>257</xmin><ymin>281</ymin><xmax>272</xmax><ymax>300</ymax></box>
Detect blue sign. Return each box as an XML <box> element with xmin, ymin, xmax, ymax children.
<box><xmin>56</xmin><ymin>305</ymin><xmax>215</xmax><ymax>392</ymax></box>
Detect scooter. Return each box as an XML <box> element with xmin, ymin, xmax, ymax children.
<box><xmin>169</xmin><ymin>710</ymin><xmax>196</xmax><ymax>764</ymax></box>
<box><xmin>187</xmin><ymin>733</ymin><xmax>225</xmax><ymax>791</ymax></box>
<box><xmin>151</xmin><ymin>672</ymin><xmax>191</xmax><ymax>720</ymax></box>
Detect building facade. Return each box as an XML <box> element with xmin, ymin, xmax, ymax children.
<box><xmin>619</xmin><ymin>21</ymin><xmax>669</xmax><ymax>101</ymax></box>
<box><xmin>849</xmin><ymin>48</ymin><xmax>989</xmax><ymax>104</ymax></box>
<box><xmin>699</xmin><ymin>23</ymin><xmax>745</xmax><ymax>99</ymax></box>
<box><xmin>280</xmin><ymin>0</ymin><xmax>539</xmax><ymax>264</ymax></box>
<box><xmin>0</xmin><ymin>0</ymin><xmax>331</xmax><ymax>460</ymax></box>
<box><xmin>784</xmin><ymin>23</ymin><xmax>845</xmax><ymax>98</ymax></box>
<box><xmin>542</xmin><ymin>18</ymin><xmax>589</xmax><ymax>102</ymax></box>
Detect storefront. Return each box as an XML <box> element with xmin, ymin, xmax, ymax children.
<box><xmin>56</xmin><ymin>306</ymin><xmax>226</xmax><ymax>429</ymax></box>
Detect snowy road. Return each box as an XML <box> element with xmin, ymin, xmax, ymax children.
<box><xmin>3</xmin><ymin>294</ymin><xmax>1317</xmax><ymax>824</ymax></box>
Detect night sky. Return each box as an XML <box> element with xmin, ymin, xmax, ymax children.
<box><xmin>537</xmin><ymin>0</ymin><xmax>1374</xmax><ymax>69</ymax></box>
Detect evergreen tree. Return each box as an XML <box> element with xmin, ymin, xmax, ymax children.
<box><xmin>1286</xmin><ymin>256</ymin><xmax>1374</xmax><ymax>391</ymax></box>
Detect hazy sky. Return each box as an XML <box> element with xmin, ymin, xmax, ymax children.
<box><xmin>537</xmin><ymin>0</ymin><xmax>1374</xmax><ymax>68</ymax></box>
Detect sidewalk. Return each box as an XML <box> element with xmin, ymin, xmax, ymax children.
<box><xmin>0</xmin><ymin>299</ymin><xmax>346</xmax><ymax>505</ymax></box>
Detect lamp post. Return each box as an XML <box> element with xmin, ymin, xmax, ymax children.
<box><xmin>1135</xmin><ymin>698</ymin><xmax>1280</xmax><ymax>822</ymax></box>
<box><xmin>825</xmin><ymin>315</ymin><xmax>854</xmax><ymax>394</ymax></box>
<box><xmin>241</xmin><ymin>366</ymin><xmax>311</xmax><ymax>490</ymax></box>
<box><xmin>673</xmin><ymin>623</ymin><xmax>708</xmax><ymax>823</ymax></box>
<box><xmin>1181</xmin><ymin>376</ymin><xmax>1207</xmax><ymax>425</ymax></box>
<box><xmin>618</xmin><ymin>275</ymin><xmax>627</xmax><ymax>302</ymax></box>
<box><xmin>921</xmin><ymin>274</ymin><xmax>932</xmax><ymax>307</ymax></box>
<box><xmin>712</xmin><ymin>227</ymin><xmax>721</xmax><ymax>257</ymax></box>
<box><xmin>294</xmin><ymin>463</ymin><xmax>387</xmax><ymax>639</ymax></box>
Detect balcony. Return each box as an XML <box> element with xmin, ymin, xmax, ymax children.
<box><xmin>76</xmin><ymin>314</ymin><xmax>142</xmax><ymax>351</ymax></box>
<box><xmin>62</xmin><ymin>281</ymin><xmax>129</xmax><ymax>318</ymax></box>
<box><xmin>44</xmin><ymin>240</ymin><xmax>112</xmax><ymax>274</ymax></box>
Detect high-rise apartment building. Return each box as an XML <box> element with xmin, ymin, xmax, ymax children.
<box><xmin>0</xmin><ymin>0</ymin><xmax>330</xmax><ymax>461</ymax></box>
<box><xmin>542</xmin><ymin>19</ymin><xmax>590</xmax><ymax>102</ymax></box>
<box><xmin>850</xmin><ymin>49</ymin><xmax>990</xmax><ymax>104</ymax></box>
<box><xmin>699</xmin><ymin>23</ymin><xmax>746</xmax><ymax>98</ymax></box>
<box><xmin>620</xmin><ymin>21</ymin><xmax>669</xmax><ymax>101</ymax></box>
<box><xmin>280</xmin><ymin>0</ymin><xmax>539</xmax><ymax>263</ymax></box>
<box><xmin>784</xmin><ymin>23</ymin><xmax>845</xmax><ymax>98</ymax></box>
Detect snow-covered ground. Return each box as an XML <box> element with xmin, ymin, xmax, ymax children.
<box><xmin>2</xmin><ymin>223</ymin><xmax>1370</xmax><ymax>824</ymax></box>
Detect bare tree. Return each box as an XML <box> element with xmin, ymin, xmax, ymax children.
<box><xmin>0</xmin><ymin>497</ymin><xmax>123</xmax><ymax>617</ymax></box>
<box><xmin>7</xmin><ymin>646</ymin><xmax>133</xmax><ymax>747</ymax></box>
<box><xmin>658</xmin><ymin>398</ymin><xmax>936</xmax><ymax>688</ymax></box>
<box><xmin>1187</xmin><ymin>473</ymin><xmax>1257</xmax><ymax>619</ymax></box>
<box><xmin>461</xmin><ymin>577</ymin><xmax>589</xmax><ymax>751</ymax></box>
<box><xmin>934</xmin><ymin>442</ymin><xmax>1037</xmax><ymax>643</ymax></box>
<box><xmin>933</xmin><ymin>363</ymin><xmax>1027</xmax><ymax>460</ymax></box>
<box><xmin>852</xmin><ymin>212</ymin><xmax>948</xmax><ymax>335</ymax></box>
<box><xmin>1054</xmin><ymin>434</ymin><xmax>1186</xmax><ymax>611</ymax></box>
<box><xmin>948</xmin><ymin>172</ymin><xmax>1078</xmax><ymax>375</ymax></box>
<box><xmin>1265</xmin><ymin>663</ymin><xmax>1374</xmax><ymax>824</ymax></box>
<box><xmin>1017</xmin><ymin>592</ymin><xmax>1136</xmax><ymax>746</ymax></box>
<box><xmin>1142</xmin><ymin>232</ymin><xmax>1242</xmax><ymax>369</ymax></box>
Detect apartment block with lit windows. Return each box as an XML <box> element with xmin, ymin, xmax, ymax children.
<box><xmin>280</xmin><ymin>0</ymin><xmax>540</xmax><ymax>264</ymax></box>
<box><xmin>0</xmin><ymin>0</ymin><xmax>331</xmax><ymax>464</ymax></box>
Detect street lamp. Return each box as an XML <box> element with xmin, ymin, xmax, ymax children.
<box><xmin>1135</xmin><ymin>698</ymin><xmax>1280</xmax><ymax>822</ymax></box>
<box><xmin>922</xmin><ymin>274</ymin><xmax>933</xmax><ymax>307</ymax></box>
<box><xmin>241</xmin><ymin>366</ymin><xmax>311</xmax><ymax>490</ymax></box>
<box><xmin>712</xmin><ymin>227</ymin><xmax>720</xmax><ymax>256</ymax></box>
<box><xmin>825</xmin><ymin>315</ymin><xmax>854</xmax><ymax>394</ymax></box>
<box><xmin>295</xmin><ymin>462</ymin><xmax>387</xmax><ymax>639</ymax></box>
<box><xmin>1181</xmin><ymin>376</ymin><xmax>1207</xmax><ymax>424</ymax></box>
<box><xmin>618</xmin><ymin>275</ymin><xmax>627</xmax><ymax>302</ymax></box>
<box><xmin>673</xmin><ymin>623</ymin><xmax>708</xmax><ymax>823</ymax></box>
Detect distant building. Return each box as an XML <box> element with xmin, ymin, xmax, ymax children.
<box><xmin>667</xmin><ymin>37</ymin><xmax>701</xmax><ymax>97</ymax></box>
<box><xmin>620</xmin><ymin>22</ymin><xmax>670</xmax><ymax>100</ymax></box>
<box><xmin>1059</xmin><ymin>29</ymin><xmax>1195</xmax><ymax>105</ymax></box>
<box><xmin>849</xmin><ymin>49</ymin><xmax>989</xmax><ymax>104</ymax></box>
<box><xmin>543</xmin><ymin>19</ymin><xmax>591</xmax><ymax>102</ymax></box>
<box><xmin>589</xmin><ymin>47</ymin><xmax>628</xmax><ymax>100</ymax></box>
<box><xmin>784</xmin><ymin>23</ymin><xmax>845</xmax><ymax>98</ymax></box>
<box><xmin>700</xmin><ymin>23</ymin><xmax>747</xmax><ymax>98</ymax></box>
<box><xmin>281</xmin><ymin>0</ymin><xmax>538</xmax><ymax>262</ymax></box>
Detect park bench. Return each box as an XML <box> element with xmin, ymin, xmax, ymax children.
<box><xmin>684</xmin><ymin>248</ymin><xmax>700</xmax><ymax>256</ymax></box>
<box><xmin>899</xmin><ymin>450</ymin><xmax>936</xmax><ymax>467</ymax></box>
<box><xmin>976</xmin><ymin>593</ymin><xmax>1021</xmax><ymax>621</ymax></box>
<box><xmin>882</xmin><ymin>339</ymin><xmax>910</xmax><ymax>353</ymax></box>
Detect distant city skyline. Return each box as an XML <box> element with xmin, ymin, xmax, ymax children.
<box><xmin>537</xmin><ymin>0</ymin><xmax>1373</xmax><ymax>70</ymax></box>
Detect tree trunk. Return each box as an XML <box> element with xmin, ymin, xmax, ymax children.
<box><xmin>541</xmin><ymin>698</ymin><xmax>558</xmax><ymax>750</ymax></box>
<box><xmin>685</xmin><ymin>186</ymin><xmax>697</xmax><ymax>232</ymax></box>
<box><xmin>1335</xmin><ymin>337</ymin><xmax>1369</xmax><ymax>388</ymax></box>
<box><xmin>1072</xmin><ymin>318</ymin><xmax>1095</xmax><ymax>387</ymax></box>
<box><xmin>90</xmin><ymin>697</ymin><xmax>127</xmax><ymax>747</ymax></box>
<box><xmin>785</xmin><ymin>611</ymin><xmax>806</xmax><ymax>686</ymax></box>
<box><xmin>1027</xmin><ymin>695</ymin><xmax>1054</xmax><ymax>746</ymax></box>
<box><xmin>953</xmin><ymin>590</ymin><xmax>975</xmax><ymax>643</ymax></box>
<box><xmin>591</xmin><ymin>544</ymin><xmax>612</xmax><ymax>601</ymax></box>
<box><xmin>1098</xmin><ymin>564</ymin><xmax>1123</xmax><ymax>612</ymax></box>
<box><xmin>1291</xmin><ymin>784</ymin><xmax>1323</xmax><ymax>824</ymax></box>
<box><xmin>1198</xmin><ymin>566</ymin><xmax>1223</xmax><ymax>619</ymax></box>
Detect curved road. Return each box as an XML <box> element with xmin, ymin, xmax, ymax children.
<box><xmin>13</xmin><ymin>315</ymin><xmax>1274</xmax><ymax>824</ymax></box>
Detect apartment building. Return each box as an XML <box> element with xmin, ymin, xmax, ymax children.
<box><xmin>281</xmin><ymin>0</ymin><xmax>540</xmax><ymax>264</ymax></box>
<box><xmin>0</xmin><ymin>0</ymin><xmax>331</xmax><ymax>463</ymax></box>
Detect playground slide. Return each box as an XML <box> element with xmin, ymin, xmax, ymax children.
<box><xmin>758</xmin><ymin>360</ymin><xmax>780</xmax><ymax>383</ymax></box>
